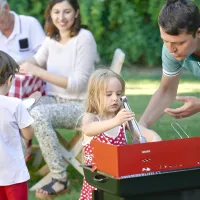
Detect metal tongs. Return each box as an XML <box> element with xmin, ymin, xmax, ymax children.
<box><xmin>121</xmin><ymin>96</ymin><xmax>147</xmax><ymax>143</ymax></box>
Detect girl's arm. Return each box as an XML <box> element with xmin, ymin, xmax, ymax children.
<box><xmin>82</xmin><ymin>109</ymin><xmax>134</xmax><ymax>137</ymax></box>
<box><xmin>20</xmin><ymin>125</ymin><xmax>34</xmax><ymax>140</ymax></box>
<box><xmin>82</xmin><ymin>113</ymin><xmax>117</xmax><ymax>137</ymax></box>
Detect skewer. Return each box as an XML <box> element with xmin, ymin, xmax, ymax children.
<box><xmin>171</xmin><ymin>121</ymin><xmax>189</xmax><ymax>139</ymax></box>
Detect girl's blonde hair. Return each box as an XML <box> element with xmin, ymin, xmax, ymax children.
<box><xmin>85</xmin><ymin>68</ymin><xmax>125</xmax><ymax>117</ymax></box>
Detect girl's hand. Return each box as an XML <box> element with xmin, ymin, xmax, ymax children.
<box><xmin>114</xmin><ymin>108</ymin><xmax>135</xmax><ymax>126</ymax></box>
<box><xmin>19</xmin><ymin>62</ymin><xmax>39</xmax><ymax>76</ymax></box>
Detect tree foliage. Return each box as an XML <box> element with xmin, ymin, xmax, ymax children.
<box><xmin>8</xmin><ymin>0</ymin><xmax>200</xmax><ymax>67</ymax></box>
<box><xmin>79</xmin><ymin>0</ymin><xmax>165</xmax><ymax>66</ymax></box>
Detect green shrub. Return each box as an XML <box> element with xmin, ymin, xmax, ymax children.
<box><xmin>8</xmin><ymin>0</ymin><xmax>200</xmax><ymax>67</ymax></box>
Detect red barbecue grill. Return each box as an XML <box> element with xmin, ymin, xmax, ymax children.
<box><xmin>82</xmin><ymin>96</ymin><xmax>200</xmax><ymax>199</ymax></box>
<box><xmin>82</xmin><ymin>137</ymin><xmax>200</xmax><ymax>200</ymax></box>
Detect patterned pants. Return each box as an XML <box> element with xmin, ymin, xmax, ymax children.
<box><xmin>30</xmin><ymin>96</ymin><xmax>84</xmax><ymax>179</ymax></box>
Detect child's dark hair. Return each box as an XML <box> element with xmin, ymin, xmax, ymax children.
<box><xmin>0</xmin><ymin>51</ymin><xmax>19</xmax><ymax>85</ymax></box>
<box><xmin>158</xmin><ymin>0</ymin><xmax>200</xmax><ymax>36</ymax></box>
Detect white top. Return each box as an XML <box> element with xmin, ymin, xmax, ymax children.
<box><xmin>0</xmin><ymin>96</ymin><xmax>34</xmax><ymax>186</ymax></box>
<box><xmin>82</xmin><ymin>114</ymin><xmax>126</xmax><ymax>146</ymax></box>
<box><xmin>0</xmin><ymin>11</ymin><xmax>45</xmax><ymax>62</ymax></box>
<box><xmin>34</xmin><ymin>29</ymin><xmax>97</xmax><ymax>100</ymax></box>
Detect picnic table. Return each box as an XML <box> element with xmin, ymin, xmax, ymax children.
<box><xmin>7</xmin><ymin>73</ymin><xmax>45</xmax><ymax>99</ymax></box>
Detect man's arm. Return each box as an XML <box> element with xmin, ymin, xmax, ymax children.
<box><xmin>139</xmin><ymin>73</ymin><xmax>181</xmax><ymax>128</ymax></box>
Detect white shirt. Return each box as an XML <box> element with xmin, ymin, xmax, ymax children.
<box><xmin>0</xmin><ymin>11</ymin><xmax>45</xmax><ymax>62</ymax></box>
<box><xmin>0</xmin><ymin>96</ymin><xmax>34</xmax><ymax>186</ymax></box>
<box><xmin>34</xmin><ymin>29</ymin><xmax>98</xmax><ymax>100</ymax></box>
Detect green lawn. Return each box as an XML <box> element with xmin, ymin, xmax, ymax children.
<box><xmin>28</xmin><ymin>68</ymin><xmax>200</xmax><ymax>199</ymax></box>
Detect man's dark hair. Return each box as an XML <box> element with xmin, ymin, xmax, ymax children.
<box><xmin>158</xmin><ymin>0</ymin><xmax>200</xmax><ymax>36</ymax></box>
<box><xmin>0</xmin><ymin>51</ymin><xmax>19</xmax><ymax>85</ymax></box>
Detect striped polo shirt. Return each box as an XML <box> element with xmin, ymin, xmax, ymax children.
<box><xmin>162</xmin><ymin>44</ymin><xmax>200</xmax><ymax>77</ymax></box>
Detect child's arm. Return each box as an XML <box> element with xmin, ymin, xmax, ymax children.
<box><xmin>82</xmin><ymin>109</ymin><xmax>134</xmax><ymax>137</ymax></box>
<box><xmin>16</xmin><ymin>100</ymin><xmax>34</xmax><ymax>140</ymax></box>
<box><xmin>20</xmin><ymin>126</ymin><xmax>34</xmax><ymax>140</ymax></box>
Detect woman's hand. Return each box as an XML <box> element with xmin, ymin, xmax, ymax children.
<box><xmin>19</xmin><ymin>62</ymin><xmax>40</xmax><ymax>76</ymax></box>
<box><xmin>164</xmin><ymin>96</ymin><xmax>200</xmax><ymax>119</ymax></box>
<box><xmin>114</xmin><ymin>108</ymin><xmax>135</xmax><ymax>126</ymax></box>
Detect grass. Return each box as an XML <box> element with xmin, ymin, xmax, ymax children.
<box><xmin>28</xmin><ymin>68</ymin><xmax>200</xmax><ymax>199</ymax></box>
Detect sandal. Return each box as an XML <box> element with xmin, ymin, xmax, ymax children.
<box><xmin>35</xmin><ymin>178</ymin><xmax>70</xmax><ymax>199</ymax></box>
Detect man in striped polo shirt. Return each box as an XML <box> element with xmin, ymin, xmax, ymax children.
<box><xmin>139</xmin><ymin>0</ymin><xmax>200</xmax><ymax>128</ymax></box>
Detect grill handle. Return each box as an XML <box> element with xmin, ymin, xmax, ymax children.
<box><xmin>93</xmin><ymin>175</ymin><xmax>108</xmax><ymax>183</ymax></box>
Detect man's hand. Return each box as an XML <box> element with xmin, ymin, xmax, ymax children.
<box><xmin>164</xmin><ymin>96</ymin><xmax>200</xmax><ymax>118</ymax></box>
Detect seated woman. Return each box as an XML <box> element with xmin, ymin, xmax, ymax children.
<box><xmin>20</xmin><ymin>0</ymin><xmax>98</xmax><ymax>199</ymax></box>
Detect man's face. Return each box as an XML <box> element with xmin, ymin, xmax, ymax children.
<box><xmin>159</xmin><ymin>26</ymin><xmax>198</xmax><ymax>61</ymax></box>
<box><xmin>0</xmin><ymin>5</ymin><xmax>11</xmax><ymax>32</ymax></box>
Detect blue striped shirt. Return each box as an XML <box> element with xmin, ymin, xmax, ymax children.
<box><xmin>162</xmin><ymin>44</ymin><xmax>200</xmax><ymax>77</ymax></box>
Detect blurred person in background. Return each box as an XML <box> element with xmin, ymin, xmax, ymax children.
<box><xmin>0</xmin><ymin>0</ymin><xmax>45</xmax><ymax>63</ymax></box>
